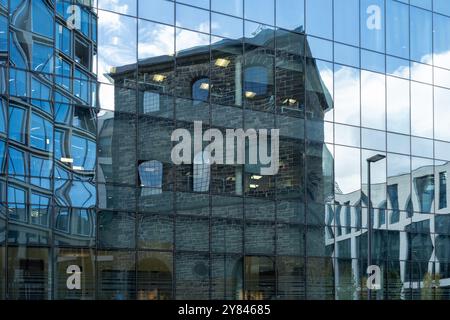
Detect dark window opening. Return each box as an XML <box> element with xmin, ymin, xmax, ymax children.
<box><xmin>440</xmin><ymin>172</ymin><xmax>447</xmax><ymax>210</ymax></box>
<box><xmin>414</xmin><ymin>175</ymin><xmax>435</xmax><ymax>214</ymax></box>
<box><xmin>75</xmin><ymin>37</ymin><xmax>90</xmax><ymax>69</ymax></box>
<box><xmin>192</xmin><ymin>77</ymin><xmax>210</xmax><ymax>103</ymax></box>
<box><xmin>244</xmin><ymin>66</ymin><xmax>269</xmax><ymax>98</ymax></box>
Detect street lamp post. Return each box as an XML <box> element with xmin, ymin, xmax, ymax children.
<box><xmin>366</xmin><ymin>154</ymin><xmax>386</xmax><ymax>300</ymax></box>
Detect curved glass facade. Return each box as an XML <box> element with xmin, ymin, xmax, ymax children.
<box><xmin>1</xmin><ymin>0</ymin><xmax>450</xmax><ymax>300</ymax></box>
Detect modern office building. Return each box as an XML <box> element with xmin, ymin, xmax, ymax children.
<box><xmin>1</xmin><ymin>0</ymin><xmax>450</xmax><ymax>300</ymax></box>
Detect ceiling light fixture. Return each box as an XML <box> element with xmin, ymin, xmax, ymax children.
<box><xmin>215</xmin><ymin>58</ymin><xmax>231</xmax><ymax>68</ymax></box>
<box><xmin>200</xmin><ymin>83</ymin><xmax>210</xmax><ymax>90</ymax></box>
<box><xmin>245</xmin><ymin>91</ymin><xmax>256</xmax><ymax>99</ymax></box>
<box><xmin>153</xmin><ymin>74</ymin><xmax>166</xmax><ymax>82</ymax></box>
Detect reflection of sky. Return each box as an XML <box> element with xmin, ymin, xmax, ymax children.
<box><xmin>333</xmin><ymin>50</ymin><xmax>450</xmax><ymax>193</ymax></box>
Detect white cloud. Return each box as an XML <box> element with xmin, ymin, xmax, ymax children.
<box><xmin>98</xmin><ymin>0</ymin><xmax>131</xmax><ymax>15</ymax></box>
<box><xmin>138</xmin><ymin>24</ymin><xmax>175</xmax><ymax>58</ymax></box>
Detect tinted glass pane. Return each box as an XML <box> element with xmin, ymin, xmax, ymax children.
<box><xmin>9</xmin><ymin>106</ymin><xmax>26</xmax><ymax>144</ymax></box>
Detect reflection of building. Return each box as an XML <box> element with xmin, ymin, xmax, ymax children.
<box><xmin>102</xmin><ymin>27</ymin><xmax>333</xmax><ymax>299</ymax></box>
<box><xmin>2</xmin><ymin>0</ymin><xmax>97</xmax><ymax>299</ymax></box>
<box><xmin>332</xmin><ymin>162</ymin><xmax>450</xmax><ymax>299</ymax></box>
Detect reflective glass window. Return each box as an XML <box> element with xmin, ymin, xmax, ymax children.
<box><xmin>9</xmin><ymin>69</ymin><xmax>27</xmax><ymax>97</ymax></box>
<box><xmin>411</xmin><ymin>62</ymin><xmax>432</xmax><ymax>84</ymax></box>
<box><xmin>276</xmin><ymin>0</ymin><xmax>304</xmax><ymax>32</ymax></box>
<box><xmin>434</xmin><ymin>13</ymin><xmax>450</xmax><ymax>69</ymax></box>
<box><xmin>72</xmin><ymin>106</ymin><xmax>96</xmax><ymax>134</ymax></box>
<box><xmin>75</xmin><ymin>37</ymin><xmax>90</xmax><ymax>69</ymax></box>
<box><xmin>98</xmin><ymin>0</ymin><xmax>137</xmax><ymax>15</ymax></box>
<box><xmin>98</xmin><ymin>211</ymin><xmax>135</xmax><ymax>249</ymax></box>
<box><xmin>137</xmin><ymin>252</ymin><xmax>173</xmax><ymax>300</ymax></box>
<box><xmin>306</xmin><ymin>36</ymin><xmax>332</xmax><ymax>61</ymax></box>
<box><xmin>97</xmin><ymin>251</ymin><xmax>135</xmax><ymax>300</ymax></box>
<box><xmin>7</xmin><ymin>248</ymin><xmax>49</xmax><ymax>300</ymax></box>
<box><xmin>0</xmin><ymin>98</ymin><xmax>5</xmax><ymax>133</ymax></box>
<box><xmin>30</xmin><ymin>113</ymin><xmax>53</xmax><ymax>152</ymax></box>
<box><xmin>55</xmin><ymin>93</ymin><xmax>71</xmax><ymax>124</ymax></box>
<box><xmin>361</xmin><ymin>0</ymin><xmax>385</xmax><ymax>53</ymax></box>
<box><xmin>56</xmin><ymin>23</ymin><xmax>72</xmax><ymax>56</ymax></box>
<box><xmin>436</xmin><ymin>141</ymin><xmax>450</xmax><ymax>161</ymax></box>
<box><xmin>335</xmin><ymin>145</ymin><xmax>361</xmax><ymax>197</ymax></box>
<box><xmin>0</xmin><ymin>139</ymin><xmax>5</xmax><ymax>173</ymax></box>
<box><xmin>411</xmin><ymin>137</ymin><xmax>433</xmax><ymax>158</ymax></box>
<box><xmin>306</xmin><ymin>0</ymin><xmax>332</xmax><ymax>39</ymax></box>
<box><xmin>334</xmin><ymin>43</ymin><xmax>359</xmax><ymax>68</ymax></box>
<box><xmin>30</xmin><ymin>193</ymin><xmax>50</xmax><ymax>226</ymax></box>
<box><xmin>435</xmin><ymin>66</ymin><xmax>450</xmax><ymax>88</ymax></box>
<box><xmin>244</xmin><ymin>66</ymin><xmax>269</xmax><ymax>98</ymax></box>
<box><xmin>434</xmin><ymin>0</ymin><xmax>450</xmax><ymax>16</ymax></box>
<box><xmin>410</xmin><ymin>6</ymin><xmax>432</xmax><ymax>64</ymax></box>
<box><xmin>387</xmin><ymin>133</ymin><xmax>410</xmax><ymax>155</ymax></box>
<box><xmin>435</xmin><ymin>87</ymin><xmax>450</xmax><ymax>142</ymax></box>
<box><xmin>414</xmin><ymin>175</ymin><xmax>435</xmax><ymax>213</ymax></box>
<box><xmin>138</xmin><ymin>20</ymin><xmax>175</xmax><ymax>60</ymax></box>
<box><xmin>411</xmin><ymin>0</ymin><xmax>431</xmax><ymax>10</ymax></box>
<box><xmin>178</xmin><ymin>0</ymin><xmax>209</xmax><ymax>9</ymax></box>
<box><xmin>55</xmin><ymin>57</ymin><xmax>71</xmax><ymax>91</ymax></box>
<box><xmin>245</xmin><ymin>0</ymin><xmax>274</xmax><ymax>25</ymax></box>
<box><xmin>411</xmin><ymin>82</ymin><xmax>433</xmax><ymax>138</ymax></box>
<box><xmin>31</xmin><ymin>77</ymin><xmax>52</xmax><ymax>114</ymax></box>
<box><xmin>335</xmin><ymin>124</ymin><xmax>360</xmax><ymax>148</ymax></box>
<box><xmin>361</xmin><ymin>70</ymin><xmax>385</xmax><ymax>130</ymax></box>
<box><xmin>193</xmin><ymin>151</ymin><xmax>210</xmax><ymax>193</ymax></box>
<box><xmin>439</xmin><ymin>172</ymin><xmax>447</xmax><ymax>210</ymax></box>
<box><xmin>8</xmin><ymin>185</ymin><xmax>26</xmax><ymax>221</ymax></box>
<box><xmin>138</xmin><ymin>161</ymin><xmax>163</xmax><ymax>195</ymax></box>
<box><xmin>212</xmin><ymin>0</ymin><xmax>242</xmax><ymax>17</ymax></box>
<box><xmin>386</xmin><ymin>55</ymin><xmax>410</xmax><ymax>79</ymax></box>
<box><xmin>80</xmin><ymin>7</ymin><xmax>90</xmax><ymax>37</ymax></box>
<box><xmin>74</xmin><ymin>68</ymin><xmax>89</xmax><ymax>103</ymax></box>
<box><xmin>55</xmin><ymin>208</ymin><xmax>69</xmax><ymax>233</ymax></box>
<box><xmin>32</xmin><ymin>0</ymin><xmax>53</xmax><ymax>39</ymax></box>
<box><xmin>192</xmin><ymin>78</ymin><xmax>210</xmax><ymax>103</ymax></box>
<box><xmin>0</xmin><ymin>15</ymin><xmax>6</xmax><ymax>52</ymax></box>
<box><xmin>8</xmin><ymin>147</ymin><xmax>26</xmax><ymax>181</ymax></box>
<box><xmin>97</xmin><ymin>11</ymin><xmax>137</xmax><ymax>86</ymax></box>
<box><xmin>56</xmin><ymin>0</ymin><xmax>70</xmax><ymax>19</ymax></box>
<box><xmin>334</xmin><ymin>65</ymin><xmax>360</xmax><ymax>126</ymax></box>
<box><xmin>362</xmin><ymin>128</ymin><xmax>386</xmax><ymax>151</ymax></box>
<box><xmin>54</xmin><ymin>130</ymin><xmax>66</xmax><ymax>162</ymax></box>
<box><xmin>32</xmin><ymin>42</ymin><xmax>54</xmax><ymax>74</ymax></box>
<box><xmin>176</xmin><ymin>4</ymin><xmax>210</xmax><ymax>33</ymax></box>
<box><xmin>10</xmin><ymin>32</ymin><xmax>26</xmax><ymax>68</ymax></box>
<box><xmin>30</xmin><ymin>155</ymin><xmax>52</xmax><ymax>189</ymax></box>
<box><xmin>71</xmin><ymin>135</ymin><xmax>96</xmax><ymax>171</ymax></box>
<box><xmin>334</xmin><ymin>0</ymin><xmax>359</xmax><ymax>46</ymax></box>
<box><xmin>387</xmin><ymin>76</ymin><xmax>410</xmax><ymax>134</ymax></box>
<box><xmin>9</xmin><ymin>105</ymin><xmax>26</xmax><ymax>144</ymax></box>
<box><xmin>361</xmin><ymin>49</ymin><xmax>385</xmax><ymax>74</ymax></box>
<box><xmin>54</xmin><ymin>248</ymin><xmax>95</xmax><ymax>299</ymax></box>
<box><xmin>73</xmin><ymin>209</ymin><xmax>94</xmax><ymax>235</ymax></box>
<box><xmin>138</xmin><ymin>0</ymin><xmax>174</xmax><ymax>25</ymax></box>
<box><xmin>211</xmin><ymin>13</ymin><xmax>243</xmax><ymax>39</ymax></box>
<box><xmin>386</xmin><ymin>0</ymin><xmax>409</xmax><ymax>59</ymax></box>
